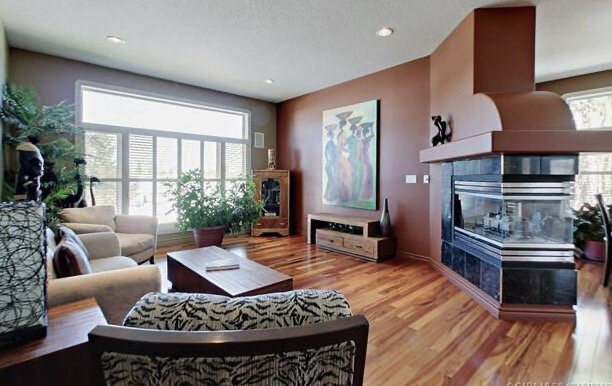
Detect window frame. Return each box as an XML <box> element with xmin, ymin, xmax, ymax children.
<box><xmin>75</xmin><ymin>80</ymin><xmax>252</xmax><ymax>233</ymax></box>
<box><xmin>563</xmin><ymin>86</ymin><xmax>612</xmax><ymax>131</ymax></box>
<box><xmin>562</xmin><ymin>87</ymin><xmax>612</xmax><ymax>208</ymax></box>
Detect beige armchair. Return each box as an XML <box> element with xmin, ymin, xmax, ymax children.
<box><xmin>58</xmin><ymin>206</ymin><xmax>159</xmax><ymax>265</ymax></box>
<box><xmin>46</xmin><ymin>229</ymin><xmax>162</xmax><ymax>324</ymax></box>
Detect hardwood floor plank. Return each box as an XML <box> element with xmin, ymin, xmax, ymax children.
<box><xmin>154</xmin><ymin>236</ymin><xmax>611</xmax><ymax>385</ymax></box>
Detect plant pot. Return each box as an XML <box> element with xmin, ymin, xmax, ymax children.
<box><xmin>583</xmin><ymin>239</ymin><xmax>606</xmax><ymax>261</ymax></box>
<box><xmin>193</xmin><ymin>226</ymin><xmax>226</xmax><ymax>248</ymax></box>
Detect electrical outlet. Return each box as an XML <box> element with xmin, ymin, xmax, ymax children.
<box><xmin>423</xmin><ymin>175</ymin><xmax>430</xmax><ymax>184</ymax></box>
<box><xmin>405</xmin><ymin>174</ymin><xmax>417</xmax><ymax>184</ymax></box>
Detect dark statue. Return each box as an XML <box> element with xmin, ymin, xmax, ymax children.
<box><xmin>431</xmin><ymin>115</ymin><xmax>452</xmax><ymax>146</ymax></box>
<box><xmin>60</xmin><ymin>158</ymin><xmax>88</xmax><ymax>208</ymax></box>
<box><xmin>89</xmin><ymin>176</ymin><xmax>101</xmax><ymax>206</ymax></box>
<box><xmin>40</xmin><ymin>160</ymin><xmax>59</xmax><ymax>200</ymax></box>
<box><xmin>14</xmin><ymin>141</ymin><xmax>44</xmax><ymax>202</ymax></box>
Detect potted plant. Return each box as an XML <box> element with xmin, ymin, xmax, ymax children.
<box><xmin>1</xmin><ymin>84</ymin><xmax>86</xmax><ymax>223</ymax></box>
<box><xmin>165</xmin><ymin>170</ymin><xmax>263</xmax><ymax>247</ymax></box>
<box><xmin>573</xmin><ymin>202</ymin><xmax>610</xmax><ymax>261</ymax></box>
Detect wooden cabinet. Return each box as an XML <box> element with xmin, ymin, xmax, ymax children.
<box><xmin>309</xmin><ymin>213</ymin><xmax>396</xmax><ymax>262</ymax></box>
<box><xmin>252</xmin><ymin>170</ymin><xmax>290</xmax><ymax>236</ymax></box>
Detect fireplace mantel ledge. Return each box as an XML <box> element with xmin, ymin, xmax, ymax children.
<box><xmin>419</xmin><ymin>129</ymin><xmax>612</xmax><ymax>163</ymax></box>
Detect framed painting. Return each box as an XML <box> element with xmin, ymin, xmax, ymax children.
<box><xmin>322</xmin><ymin>100</ymin><xmax>378</xmax><ymax>210</ymax></box>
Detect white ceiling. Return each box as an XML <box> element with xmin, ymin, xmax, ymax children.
<box><xmin>1</xmin><ymin>0</ymin><xmax>611</xmax><ymax>102</ymax></box>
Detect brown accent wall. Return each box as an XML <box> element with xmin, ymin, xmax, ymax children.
<box><xmin>277</xmin><ymin>57</ymin><xmax>431</xmax><ymax>258</ymax></box>
<box><xmin>7</xmin><ymin>48</ymin><xmax>276</xmax><ymax>170</ymax></box>
<box><xmin>537</xmin><ymin>69</ymin><xmax>612</xmax><ymax>95</ymax></box>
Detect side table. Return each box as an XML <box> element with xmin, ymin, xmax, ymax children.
<box><xmin>0</xmin><ymin>298</ymin><xmax>107</xmax><ymax>386</ymax></box>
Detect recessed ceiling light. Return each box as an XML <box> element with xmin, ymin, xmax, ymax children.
<box><xmin>376</xmin><ymin>27</ymin><xmax>394</xmax><ymax>37</ymax></box>
<box><xmin>265</xmin><ymin>79</ymin><xmax>274</xmax><ymax>85</ymax></box>
<box><xmin>106</xmin><ymin>35</ymin><xmax>125</xmax><ymax>44</ymax></box>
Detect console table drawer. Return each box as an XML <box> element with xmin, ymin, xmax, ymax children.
<box><xmin>316</xmin><ymin>231</ymin><xmax>344</xmax><ymax>248</ymax></box>
<box><xmin>254</xmin><ymin>217</ymin><xmax>288</xmax><ymax>229</ymax></box>
<box><xmin>344</xmin><ymin>238</ymin><xmax>375</xmax><ymax>254</ymax></box>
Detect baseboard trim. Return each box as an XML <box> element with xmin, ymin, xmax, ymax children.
<box><xmin>428</xmin><ymin>257</ymin><xmax>576</xmax><ymax>322</ymax></box>
<box><xmin>498</xmin><ymin>304</ymin><xmax>576</xmax><ymax>322</ymax></box>
<box><xmin>396</xmin><ymin>250</ymin><xmax>429</xmax><ymax>262</ymax></box>
<box><xmin>429</xmin><ymin>258</ymin><xmax>501</xmax><ymax>317</ymax></box>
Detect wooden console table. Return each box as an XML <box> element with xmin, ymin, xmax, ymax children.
<box><xmin>0</xmin><ymin>298</ymin><xmax>107</xmax><ymax>386</ymax></box>
<box><xmin>308</xmin><ymin>213</ymin><xmax>396</xmax><ymax>262</ymax></box>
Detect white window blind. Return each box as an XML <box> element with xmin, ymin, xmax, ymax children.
<box><xmin>564</xmin><ymin>87</ymin><xmax>612</xmax><ymax>208</ymax></box>
<box><xmin>79</xmin><ymin>81</ymin><xmax>250</xmax><ymax>232</ymax></box>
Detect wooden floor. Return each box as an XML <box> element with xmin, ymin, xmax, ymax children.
<box><xmin>155</xmin><ymin>236</ymin><xmax>612</xmax><ymax>386</ymax></box>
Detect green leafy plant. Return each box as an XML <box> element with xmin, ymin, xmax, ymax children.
<box><xmin>573</xmin><ymin>202</ymin><xmax>610</xmax><ymax>252</ymax></box>
<box><xmin>165</xmin><ymin>169</ymin><xmax>263</xmax><ymax>234</ymax></box>
<box><xmin>1</xmin><ymin>84</ymin><xmax>83</xmax><ymax>156</ymax></box>
<box><xmin>1</xmin><ymin>84</ymin><xmax>85</xmax><ymax>222</ymax></box>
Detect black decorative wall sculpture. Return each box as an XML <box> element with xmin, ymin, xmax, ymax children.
<box><xmin>0</xmin><ymin>202</ymin><xmax>47</xmax><ymax>348</ymax></box>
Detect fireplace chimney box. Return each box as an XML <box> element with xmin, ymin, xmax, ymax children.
<box><xmin>423</xmin><ymin>6</ymin><xmax>612</xmax><ymax>163</ymax></box>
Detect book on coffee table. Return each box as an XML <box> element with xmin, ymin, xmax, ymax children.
<box><xmin>205</xmin><ymin>258</ymin><xmax>240</xmax><ymax>272</ymax></box>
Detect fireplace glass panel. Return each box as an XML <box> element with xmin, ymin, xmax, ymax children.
<box><xmin>261</xmin><ymin>178</ymin><xmax>281</xmax><ymax>216</ymax></box>
<box><xmin>455</xmin><ymin>194</ymin><xmax>573</xmax><ymax>245</ymax></box>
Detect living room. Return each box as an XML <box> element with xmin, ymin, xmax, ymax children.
<box><xmin>0</xmin><ymin>1</ymin><xmax>611</xmax><ymax>385</ymax></box>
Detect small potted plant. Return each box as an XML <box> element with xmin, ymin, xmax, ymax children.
<box><xmin>165</xmin><ymin>170</ymin><xmax>263</xmax><ymax>247</ymax></box>
<box><xmin>573</xmin><ymin>202</ymin><xmax>609</xmax><ymax>261</ymax></box>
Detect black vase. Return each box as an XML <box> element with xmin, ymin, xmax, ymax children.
<box><xmin>380</xmin><ymin>198</ymin><xmax>394</xmax><ymax>237</ymax></box>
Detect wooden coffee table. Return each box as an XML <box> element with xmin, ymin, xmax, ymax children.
<box><xmin>167</xmin><ymin>246</ymin><xmax>293</xmax><ymax>297</ymax></box>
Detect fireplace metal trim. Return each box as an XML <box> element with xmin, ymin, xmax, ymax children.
<box><xmin>455</xmin><ymin>181</ymin><xmax>573</xmax><ymax>198</ymax></box>
<box><xmin>455</xmin><ymin>227</ymin><xmax>575</xmax><ymax>250</ymax></box>
<box><xmin>455</xmin><ymin>229</ymin><xmax>574</xmax><ymax>264</ymax></box>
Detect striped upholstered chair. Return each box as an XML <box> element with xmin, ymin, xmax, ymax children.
<box><xmin>89</xmin><ymin>289</ymin><xmax>369</xmax><ymax>386</ymax></box>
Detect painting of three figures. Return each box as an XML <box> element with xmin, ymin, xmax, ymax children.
<box><xmin>322</xmin><ymin>100</ymin><xmax>378</xmax><ymax>210</ymax></box>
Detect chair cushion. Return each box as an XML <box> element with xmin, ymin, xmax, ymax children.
<box><xmin>57</xmin><ymin>225</ymin><xmax>90</xmax><ymax>259</ymax></box>
<box><xmin>45</xmin><ymin>228</ymin><xmax>58</xmax><ymax>280</ymax></box>
<box><xmin>89</xmin><ymin>256</ymin><xmax>138</xmax><ymax>273</ymax></box>
<box><xmin>46</xmin><ymin>247</ymin><xmax>57</xmax><ymax>280</ymax></box>
<box><xmin>124</xmin><ymin>289</ymin><xmax>353</xmax><ymax>331</ymax></box>
<box><xmin>116</xmin><ymin>290</ymin><xmax>357</xmax><ymax>385</ymax></box>
<box><xmin>53</xmin><ymin>239</ymin><xmax>92</xmax><ymax>278</ymax></box>
<box><xmin>116</xmin><ymin>233</ymin><xmax>155</xmax><ymax>257</ymax></box>
<box><xmin>59</xmin><ymin>206</ymin><xmax>116</xmax><ymax>231</ymax></box>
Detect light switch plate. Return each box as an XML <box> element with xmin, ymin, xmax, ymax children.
<box><xmin>405</xmin><ymin>174</ymin><xmax>417</xmax><ymax>184</ymax></box>
<box><xmin>423</xmin><ymin>175</ymin><xmax>430</xmax><ymax>184</ymax></box>
<box><xmin>254</xmin><ymin>132</ymin><xmax>265</xmax><ymax>148</ymax></box>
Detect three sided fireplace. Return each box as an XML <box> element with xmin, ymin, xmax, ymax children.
<box><xmin>442</xmin><ymin>155</ymin><xmax>578</xmax><ymax>308</ymax></box>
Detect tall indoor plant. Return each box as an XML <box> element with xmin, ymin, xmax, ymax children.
<box><xmin>166</xmin><ymin>170</ymin><xmax>263</xmax><ymax>247</ymax></box>
<box><xmin>573</xmin><ymin>202</ymin><xmax>610</xmax><ymax>261</ymax></box>
<box><xmin>1</xmin><ymin>84</ymin><xmax>84</xmax><ymax>222</ymax></box>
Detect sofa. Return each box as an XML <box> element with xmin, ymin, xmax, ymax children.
<box><xmin>46</xmin><ymin>228</ymin><xmax>162</xmax><ymax>324</ymax></box>
<box><xmin>58</xmin><ymin>206</ymin><xmax>158</xmax><ymax>265</ymax></box>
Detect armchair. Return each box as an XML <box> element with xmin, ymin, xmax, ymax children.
<box><xmin>46</xmin><ymin>230</ymin><xmax>162</xmax><ymax>324</ymax></box>
<box><xmin>89</xmin><ymin>290</ymin><xmax>369</xmax><ymax>385</ymax></box>
<box><xmin>59</xmin><ymin>205</ymin><xmax>158</xmax><ymax>264</ymax></box>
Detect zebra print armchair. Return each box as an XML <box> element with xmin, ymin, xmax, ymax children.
<box><xmin>88</xmin><ymin>289</ymin><xmax>369</xmax><ymax>386</ymax></box>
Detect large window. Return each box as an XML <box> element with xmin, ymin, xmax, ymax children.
<box><xmin>78</xmin><ymin>82</ymin><xmax>249</xmax><ymax>232</ymax></box>
<box><xmin>564</xmin><ymin>87</ymin><xmax>612</xmax><ymax>209</ymax></box>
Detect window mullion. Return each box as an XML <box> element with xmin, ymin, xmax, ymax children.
<box><xmin>200</xmin><ymin>139</ymin><xmax>205</xmax><ymax>191</ymax></box>
<box><xmin>220</xmin><ymin>142</ymin><xmax>226</xmax><ymax>192</ymax></box>
<box><xmin>152</xmin><ymin>135</ymin><xmax>158</xmax><ymax>217</ymax></box>
<box><xmin>177</xmin><ymin>137</ymin><xmax>183</xmax><ymax>177</ymax></box>
<box><xmin>121</xmin><ymin>132</ymin><xmax>130</xmax><ymax>214</ymax></box>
